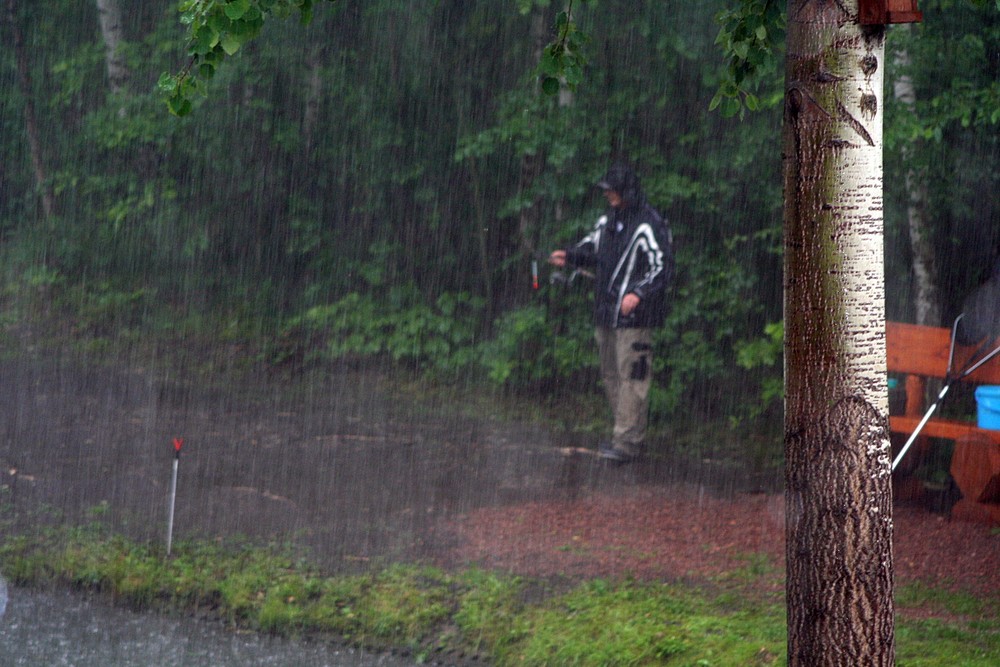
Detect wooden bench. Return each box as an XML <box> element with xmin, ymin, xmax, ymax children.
<box><xmin>887</xmin><ymin>321</ymin><xmax>1000</xmax><ymax>524</ymax></box>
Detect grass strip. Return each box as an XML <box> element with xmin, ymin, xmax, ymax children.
<box><xmin>0</xmin><ymin>524</ymin><xmax>996</xmax><ymax>666</ymax></box>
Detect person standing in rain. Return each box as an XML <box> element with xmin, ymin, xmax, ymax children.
<box><xmin>548</xmin><ymin>163</ymin><xmax>673</xmax><ymax>462</ymax></box>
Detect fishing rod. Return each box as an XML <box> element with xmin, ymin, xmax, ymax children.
<box><xmin>532</xmin><ymin>251</ymin><xmax>593</xmax><ymax>291</ymax></box>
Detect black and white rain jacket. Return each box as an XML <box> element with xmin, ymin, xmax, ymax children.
<box><xmin>564</xmin><ymin>166</ymin><xmax>673</xmax><ymax>329</ymax></box>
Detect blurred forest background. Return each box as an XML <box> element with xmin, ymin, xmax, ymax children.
<box><xmin>3</xmin><ymin>0</ymin><xmax>1000</xmax><ymax>432</ymax></box>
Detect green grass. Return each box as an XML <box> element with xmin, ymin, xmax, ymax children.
<box><xmin>893</xmin><ymin>582</ymin><xmax>1000</xmax><ymax>667</ymax></box>
<box><xmin>1</xmin><ymin>523</ymin><xmax>997</xmax><ymax>666</ymax></box>
<box><xmin>508</xmin><ymin>579</ymin><xmax>786</xmax><ymax>666</ymax></box>
<box><xmin>897</xmin><ymin>581</ymin><xmax>997</xmax><ymax>619</ymax></box>
<box><xmin>896</xmin><ymin>618</ymin><xmax>1000</xmax><ymax>667</ymax></box>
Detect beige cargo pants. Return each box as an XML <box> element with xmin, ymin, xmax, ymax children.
<box><xmin>594</xmin><ymin>326</ymin><xmax>653</xmax><ymax>457</ymax></box>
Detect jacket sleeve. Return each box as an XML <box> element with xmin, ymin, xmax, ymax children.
<box><xmin>564</xmin><ymin>215</ymin><xmax>605</xmax><ymax>269</ymax></box>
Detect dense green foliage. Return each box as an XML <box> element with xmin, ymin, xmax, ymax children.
<box><xmin>1</xmin><ymin>524</ymin><xmax>996</xmax><ymax>665</ymax></box>
<box><xmin>2</xmin><ymin>1</ymin><xmax>1000</xmax><ymax>427</ymax></box>
<box><xmin>160</xmin><ymin>0</ymin><xmax>340</xmax><ymax>116</ymax></box>
<box><xmin>712</xmin><ymin>0</ymin><xmax>785</xmax><ymax>117</ymax></box>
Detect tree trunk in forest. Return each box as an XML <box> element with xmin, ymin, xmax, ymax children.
<box><xmin>96</xmin><ymin>0</ymin><xmax>129</xmax><ymax>94</ymax></box>
<box><xmin>514</xmin><ymin>9</ymin><xmax>550</xmax><ymax>260</ymax></box>
<box><xmin>6</xmin><ymin>0</ymin><xmax>55</xmax><ymax>221</ymax></box>
<box><xmin>302</xmin><ymin>45</ymin><xmax>324</xmax><ymax>157</ymax></box>
<box><xmin>782</xmin><ymin>2</ymin><xmax>895</xmax><ymax>664</ymax></box>
<box><xmin>893</xmin><ymin>26</ymin><xmax>940</xmax><ymax>327</ymax></box>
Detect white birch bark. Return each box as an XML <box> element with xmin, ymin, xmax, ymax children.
<box><xmin>782</xmin><ymin>2</ymin><xmax>894</xmax><ymax>663</ymax></box>
<box><xmin>893</xmin><ymin>25</ymin><xmax>940</xmax><ymax>326</ymax></box>
<box><xmin>302</xmin><ymin>45</ymin><xmax>323</xmax><ymax>156</ymax></box>
<box><xmin>96</xmin><ymin>0</ymin><xmax>129</xmax><ymax>94</ymax></box>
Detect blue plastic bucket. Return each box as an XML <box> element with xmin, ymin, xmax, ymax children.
<box><xmin>974</xmin><ymin>385</ymin><xmax>1000</xmax><ymax>430</ymax></box>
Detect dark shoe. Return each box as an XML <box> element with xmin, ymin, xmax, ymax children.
<box><xmin>598</xmin><ymin>442</ymin><xmax>635</xmax><ymax>463</ymax></box>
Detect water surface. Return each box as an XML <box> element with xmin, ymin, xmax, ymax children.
<box><xmin>0</xmin><ymin>582</ymin><xmax>415</xmax><ymax>667</ymax></box>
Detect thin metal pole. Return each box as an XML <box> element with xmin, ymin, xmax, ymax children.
<box><xmin>166</xmin><ymin>438</ymin><xmax>183</xmax><ymax>557</ymax></box>
<box><xmin>893</xmin><ymin>316</ymin><xmax>963</xmax><ymax>473</ymax></box>
<box><xmin>892</xmin><ymin>383</ymin><xmax>950</xmax><ymax>472</ymax></box>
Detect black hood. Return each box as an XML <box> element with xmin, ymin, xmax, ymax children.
<box><xmin>596</xmin><ymin>163</ymin><xmax>646</xmax><ymax>209</ymax></box>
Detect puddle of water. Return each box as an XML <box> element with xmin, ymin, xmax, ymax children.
<box><xmin>0</xmin><ymin>582</ymin><xmax>415</xmax><ymax>667</ymax></box>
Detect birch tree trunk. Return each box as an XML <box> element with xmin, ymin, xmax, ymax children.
<box><xmin>893</xmin><ymin>25</ymin><xmax>940</xmax><ymax>327</ymax></box>
<box><xmin>782</xmin><ymin>2</ymin><xmax>895</xmax><ymax>663</ymax></box>
<box><xmin>302</xmin><ymin>45</ymin><xmax>324</xmax><ymax>157</ymax></box>
<box><xmin>96</xmin><ymin>0</ymin><xmax>129</xmax><ymax>94</ymax></box>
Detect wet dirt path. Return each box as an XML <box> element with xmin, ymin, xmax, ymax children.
<box><xmin>2</xmin><ymin>349</ymin><xmax>997</xmax><ymax>602</ymax></box>
<box><xmin>0</xmin><ymin>350</ymin><xmax>778</xmax><ymax>574</ymax></box>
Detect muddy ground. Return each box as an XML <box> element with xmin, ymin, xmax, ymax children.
<box><xmin>1</xmin><ymin>350</ymin><xmax>997</xmax><ymax>602</ymax></box>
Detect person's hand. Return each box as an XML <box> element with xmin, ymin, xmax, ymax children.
<box><xmin>548</xmin><ymin>250</ymin><xmax>567</xmax><ymax>268</ymax></box>
<box><xmin>621</xmin><ymin>293</ymin><xmax>640</xmax><ymax>316</ymax></box>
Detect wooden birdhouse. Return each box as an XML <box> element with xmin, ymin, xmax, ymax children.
<box><xmin>859</xmin><ymin>0</ymin><xmax>923</xmax><ymax>25</ymax></box>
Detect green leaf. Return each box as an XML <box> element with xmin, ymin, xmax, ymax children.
<box><xmin>299</xmin><ymin>4</ymin><xmax>314</xmax><ymax>25</ymax></box>
<box><xmin>192</xmin><ymin>24</ymin><xmax>218</xmax><ymax>55</ymax></box>
<box><xmin>220</xmin><ymin>31</ymin><xmax>244</xmax><ymax>55</ymax></box>
<box><xmin>224</xmin><ymin>0</ymin><xmax>251</xmax><ymax>20</ymax></box>
<box><xmin>539</xmin><ymin>49</ymin><xmax>560</xmax><ymax>76</ymax></box>
<box><xmin>719</xmin><ymin>96</ymin><xmax>742</xmax><ymax>118</ymax></box>
<box><xmin>167</xmin><ymin>92</ymin><xmax>192</xmax><ymax>117</ymax></box>
<box><xmin>563</xmin><ymin>62</ymin><xmax>583</xmax><ymax>87</ymax></box>
<box><xmin>157</xmin><ymin>72</ymin><xmax>178</xmax><ymax>94</ymax></box>
<box><xmin>207</xmin><ymin>12</ymin><xmax>233</xmax><ymax>34</ymax></box>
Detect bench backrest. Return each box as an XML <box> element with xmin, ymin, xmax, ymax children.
<box><xmin>886</xmin><ymin>321</ymin><xmax>1000</xmax><ymax>384</ymax></box>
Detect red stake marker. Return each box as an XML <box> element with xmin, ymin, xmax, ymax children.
<box><xmin>166</xmin><ymin>438</ymin><xmax>184</xmax><ymax>557</ymax></box>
